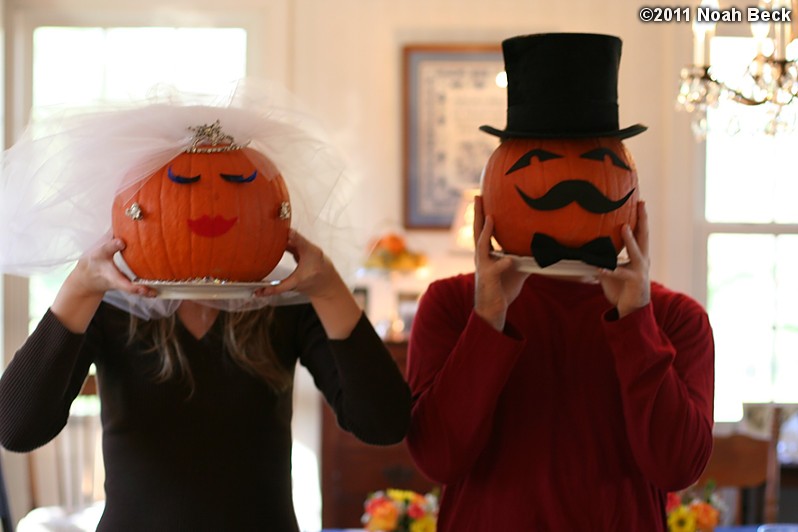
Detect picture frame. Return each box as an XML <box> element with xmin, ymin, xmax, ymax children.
<box><xmin>402</xmin><ymin>43</ymin><xmax>505</xmax><ymax>229</ymax></box>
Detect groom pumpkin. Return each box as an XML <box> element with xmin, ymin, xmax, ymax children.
<box><xmin>480</xmin><ymin>32</ymin><xmax>646</xmax><ymax>271</ymax></box>
<box><xmin>406</xmin><ymin>33</ymin><xmax>715</xmax><ymax>532</ymax></box>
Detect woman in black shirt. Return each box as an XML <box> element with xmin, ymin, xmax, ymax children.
<box><xmin>0</xmin><ymin>229</ymin><xmax>411</xmax><ymax>531</ymax></box>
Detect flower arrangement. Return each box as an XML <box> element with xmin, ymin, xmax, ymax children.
<box><xmin>362</xmin><ymin>488</ymin><xmax>438</xmax><ymax>532</ymax></box>
<box><xmin>363</xmin><ymin>233</ymin><xmax>427</xmax><ymax>272</ymax></box>
<box><xmin>667</xmin><ymin>481</ymin><xmax>725</xmax><ymax>532</ymax></box>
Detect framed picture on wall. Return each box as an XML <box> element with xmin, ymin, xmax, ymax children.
<box><xmin>402</xmin><ymin>43</ymin><xmax>505</xmax><ymax>229</ymax></box>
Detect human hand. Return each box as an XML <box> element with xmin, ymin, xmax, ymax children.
<box><xmin>473</xmin><ymin>196</ymin><xmax>531</xmax><ymax>331</ymax></box>
<box><xmin>67</xmin><ymin>239</ymin><xmax>155</xmax><ymax>298</ymax></box>
<box><xmin>255</xmin><ymin>230</ymin><xmax>362</xmax><ymax>338</ymax></box>
<box><xmin>254</xmin><ymin>230</ymin><xmax>342</xmax><ymax>300</ymax></box>
<box><xmin>597</xmin><ymin>201</ymin><xmax>651</xmax><ymax>318</ymax></box>
<box><xmin>50</xmin><ymin>238</ymin><xmax>154</xmax><ymax>333</ymax></box>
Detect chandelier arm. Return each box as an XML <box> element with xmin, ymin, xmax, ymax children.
<box><xmin>725</xmin><ymin>89</ymin><xmax>769</xmax><ymax>106</ymax></box>
<box><xmin>698</xmin><ymin>70</ymin><xmax>760</xmax><ymax>106</ymax></box>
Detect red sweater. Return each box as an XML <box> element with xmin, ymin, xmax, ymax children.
<box><xmin>406</xmin><ymin>273</ymin><xmax>714</xmax><ymax>531</ymax></box>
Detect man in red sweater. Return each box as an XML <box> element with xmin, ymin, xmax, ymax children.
<box><xmin>406</xmin><ymin>33</ymin><xmax>714</xmax><ymax>531</ymax></box>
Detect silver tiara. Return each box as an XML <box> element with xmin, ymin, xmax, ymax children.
<box><xmin>186</xmin><ymin>120</ymin><xmax>250</xmax><ymax>153</ymax></box>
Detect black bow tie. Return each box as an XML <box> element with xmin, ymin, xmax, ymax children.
<box><xmin>531</xmin><ymin>233</ymin><xmax>618</xmax><ymax>269</ymax></box>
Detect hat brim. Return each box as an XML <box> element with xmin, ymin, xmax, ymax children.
<box><xmin>479</xmin><ymin>123</ymin><xmax>647</xmax><ymax>140</ymax></box>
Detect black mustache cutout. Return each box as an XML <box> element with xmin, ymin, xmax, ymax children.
<box><xmin>515</xmin><ymin>180</ymin><xmax>635</xmax><ymax>214</ymax></box>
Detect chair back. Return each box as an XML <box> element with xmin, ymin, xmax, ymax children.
<box><xmin>697</xmin><ymin>407</ymin><xmax>782</xmax><ymax>524</ymax></box>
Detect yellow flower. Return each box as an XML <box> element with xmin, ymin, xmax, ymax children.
<box><xmin>409</xmin><ymin>515</ymin><xmax>437</xmax><ymax>532</ymax></box>
<box><xmin>668</xmin><ymin>505</ymin><xmax>697</xmax><ymax>532</ymax></box>
<box><xmin>387</xmin><ymin>488</ymin><xmax>416</xmax><ymax>503</ymax></box>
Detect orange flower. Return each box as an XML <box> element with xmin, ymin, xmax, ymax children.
<box><xmin>365</xmin><ymin>493</ymin><xmax>392</xmax><ymax>514</ymax></box>
<box><xmin>690</xmin><ymin>500</ymin><xmax>719</xmax><ymax>530</ymax></box>
<box><xmin>365</xmin><ymin>498</ymin><xmax>399</xmax><ymax>531</ymax></box>
<box><xmin>364</xmin><ymin>487</ymin><xmax>438</xmax><ymax>532</ymax></box>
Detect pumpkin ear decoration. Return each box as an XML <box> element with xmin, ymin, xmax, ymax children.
<box><xmin>112</xmin><ymin>122</ymin><xmax>291</xmax><ymax>282</ymax></box>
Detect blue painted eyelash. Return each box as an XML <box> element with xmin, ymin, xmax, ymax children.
<box><xmin>167</xmin><ymin>166</ymin><xmax>200</xmax><ymax>184</ymax></box>
<box><xmin>221</xmin><ymin>170</ymin><xmax>258</xmax><ymax>183</ymax></box>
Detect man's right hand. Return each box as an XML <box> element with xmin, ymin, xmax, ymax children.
<box><xmin>473</xmin><ymin>196</ymin><xmax>530</xmax><ymax>332</ymax></box>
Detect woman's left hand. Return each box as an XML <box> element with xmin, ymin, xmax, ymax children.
<box><xmin>254</xmin><ymin>229</ymin><xmax>340</xmax><ymax>300</ymax></box>
<box><xmin>597</xmin><ymin>201</ymin><xmax>651</xmax><ymax>318</ymax></box>
<box><xmin>255</xmin><ymin>229</ymin><xmax>362</xmax><ymax>339</ymax></box>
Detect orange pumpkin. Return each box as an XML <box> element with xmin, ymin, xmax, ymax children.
<box><xmin>481</xmin><ymin>137</ymin><xmax>638</xmax><ymax>266</ymax></box>
<box><xmin>112</xmin><ymin>147</ymin><xmax>290</xmax><ymax>281</ymax></box>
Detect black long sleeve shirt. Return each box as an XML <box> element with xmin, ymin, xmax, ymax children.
<box><xmin>0</xmin><ymin>302</ymin><xmax>411</xmax><ymax>531</ymax></box>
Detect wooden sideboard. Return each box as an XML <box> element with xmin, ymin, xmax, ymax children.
<box><xmin>320</xmin><ymin>340</ymin><xmax>436</xmax><ymax>528</ymax></box>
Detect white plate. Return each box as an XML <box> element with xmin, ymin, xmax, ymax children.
<box><xmin>490</xmin><ymin>251</ymin><xmax>629</xmax><ymax>277</ymax></box>
<box><xmin>135</xmin><ymin>280</ymin><xmax>281</xmax><ymax>300</ymax></box>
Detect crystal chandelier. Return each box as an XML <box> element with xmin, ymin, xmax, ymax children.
<box><xmin>676</xmin><ymin>0</ymin><xmax>798</xmax><ymax>138</ymax></box>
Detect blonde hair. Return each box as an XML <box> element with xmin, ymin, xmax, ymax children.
<box><xmin>128</xmin><ymin>307</ymin><xmax>292</xmax><ymax>395</ymax></box>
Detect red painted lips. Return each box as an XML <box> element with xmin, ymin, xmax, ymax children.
<box><xmin>187</xmin><ymin>215</ymin><xmax>238</xmax><ymax>237</ymax></box>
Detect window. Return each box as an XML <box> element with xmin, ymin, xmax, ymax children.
<box><xmin>28</xmin><ymin>26</ymin><xmax>248</xmax><ymax>330</ymax></box>
<box><xmin>704</xmin><ymin>37</ymin><xmax>798</xmax><ymax>422</ymax></box>
<box><xmin>25</xmin><ymin>23</ymin><xmax>252</xmax><ymax>429</ymax></box>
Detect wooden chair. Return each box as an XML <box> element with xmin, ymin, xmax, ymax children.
<box><xmin>697</xmin><ymin>406</ymin><xmax>782</xmax><ymax>524</ymax></box>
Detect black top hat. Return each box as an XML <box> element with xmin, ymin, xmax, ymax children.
<box><xmin>480</xmin><ymin>33</ymin><xmax>647</xmax><ymax>139</ymax></box>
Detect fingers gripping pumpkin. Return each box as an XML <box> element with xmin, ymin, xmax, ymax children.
<box><xmin>481</xmin><ymin>136</ymin><xmax>638</xmax><ymax>269</ymax></box>
<box><xmin>112</xmin><ymin>122</ymin><xmax>291</xmax><ymax>282</ymax></box>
